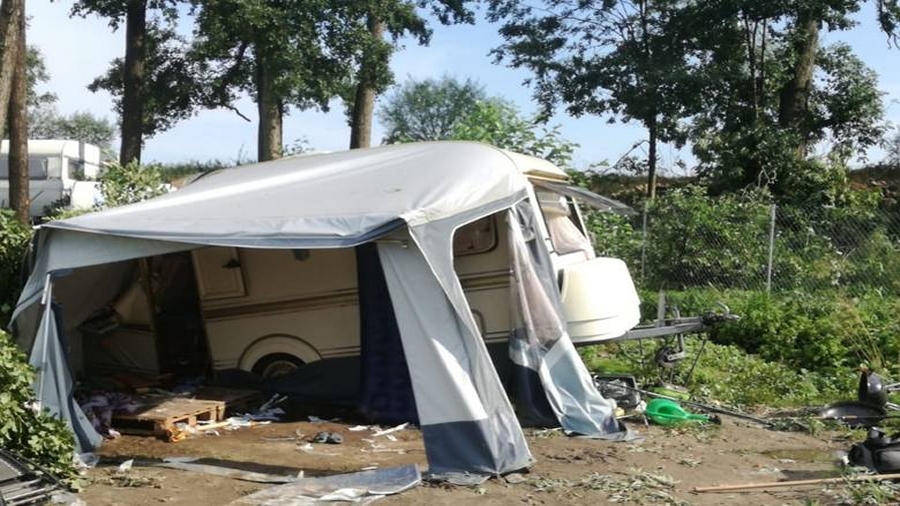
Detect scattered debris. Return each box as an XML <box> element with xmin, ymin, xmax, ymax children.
<box><xmin>677</xmin><ymin>458</ymin><xmax>701</xmax><ymax>468</ymax></box>
<box><xmin>150</xmin><ymin>457</ymin><xmax>304</xmax><ymax>483</ymax></box>
<box><xmin>297</xmin><ymin>443</ymin><xmax>341</xmax><ymax>457</ymax></box>
<box><xmin>504</xmin><ymin>473</ymin><xmax>529</xmax><ymax>484</ymax></box>
<box><xmin>694</xmin><ymin>473</ymin><xmax>900</xmax><ymax>493</ymax></box>
<box><xmin>311</xmin><ymin>431</ymin><xmax>343</xmax><ymax>444</ymax></box>
<box><xmin>527</xmin><ymin>470</ymin><xmax>681</xmax><ymax>504</ymax></box>
<box><xmin>372</xmin><ymin>423</ymin><xmax>409</xmax><ymax>437</ymax></box>
<box><xmin>228</xmin><ymin>464</ymin><xmax>421</xmax><ymax>505</ymax></box>
<box><xmin>117</xmin><ymin>459</ymin><xmax>134</xmax><ymax>473</ymax></box>
<box><xmin>0</xmin><ymin>449</ymin><xmax>61</xmax><ymax>505</ymax></box>
<box><xmin>74</xmin><ymin>453</ymin><xmax>100</xmax><ymax>471</ymax></box>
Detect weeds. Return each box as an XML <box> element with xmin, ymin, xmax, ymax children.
<box><xmin>529</xmin><ymin>469</ymin><xmax>686</xmax><ymax>504</ymax></box>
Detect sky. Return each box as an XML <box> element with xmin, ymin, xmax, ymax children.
<box><xmin>28</xmin><ymin>1</ymin><xmax>900</xmax><ymax>173</ymax></box>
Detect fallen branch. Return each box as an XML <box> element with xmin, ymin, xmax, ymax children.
<box><xmin>694</xmin><ymin>473</ymin><xmax>900</xmax><ymax>493</ymax></box>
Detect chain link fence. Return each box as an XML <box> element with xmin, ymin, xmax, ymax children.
<box><xmin>589</xmin><ymin>191</ymin><xmax>900</xmax><ymax>295</ymax></box>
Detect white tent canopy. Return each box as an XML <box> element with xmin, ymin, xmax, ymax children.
<box><xmin>13</xmin><ymin>141</ymin><xmax>625</xmax><ymax>477</ymax></box>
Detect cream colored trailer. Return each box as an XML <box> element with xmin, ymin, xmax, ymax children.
<box><xmin>190</xmin><ymin>170</ymin><xmax>641</xmax><ymax>378</ymax></box>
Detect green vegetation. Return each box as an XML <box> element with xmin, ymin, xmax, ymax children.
<box><xmin>0</xmin><ymin>329</ymin><xmax>77</xmax><ymax>482</ymax></box>
<box><xmin>0</xmin><ymin>210</ymin><xmax>30</xmax><ymax>328</ymax></box>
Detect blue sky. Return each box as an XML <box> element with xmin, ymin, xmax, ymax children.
<box><xmin>29</xmin><ymin>1</ymin><xmax>900</xmax><ymax>172</ymax></box>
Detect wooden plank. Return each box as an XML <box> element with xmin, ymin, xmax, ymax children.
<box><xmin>192</xmin><ymin>387</ymin><xmax>261</xmax><ymax>417</ymax></box>
<box><xmin>113</xmin><ymin>397</ymin><xmax>224</xmax><ymax>436</ymax></box>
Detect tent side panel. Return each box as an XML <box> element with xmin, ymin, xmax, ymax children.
<box><xmin>378</xmin><ymin>237</ymin><xmax>532</xmax><ymax>475</ymax></box>
<box><xmin>507</xmin><ymin>203</ymin><xmax>629</xmax><ymax>438</ymax></box>
<box><xmin>30</xmin><ymin>296</ymin><xmax>102</xmax><ymax>452</ymax></box>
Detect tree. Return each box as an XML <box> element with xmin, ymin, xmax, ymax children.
<box><xmin>25</xmin><ymin>46</ymin><xmax>116</xmax><ymax>148</ymax></box>
<box><xmin>885</xmin><ymin>128</ymin><xmax>900</xmax><ymax>167</ymax></box>
<box><xmin>191</xmin><ymin>0</ymin><xmax>384</xmax><ymax>161</ymax></box>
<box><xmin>348</xmin><ymin>12</ymin><xmax>388</xmax><ymax>150</ymax></box>
<box><xmin>0</xmin><ymin>0</ymin><xmax>24</xmax><ymax>138</ymax></box>
<box><xmin>346</xmin><ymin>1</ymin><xmax>474</xmax><ymax>149</ymax></box>
<box><xmin>89</xmin><ymin>22</ymin><xmax>199</xmax><ymax>142</ymax></box>
<box><xmin>451</xmin><ymin>99</ymin><xmax>577</xmax><ymax>168</ymax></box>
<box><xmin>30</xmin><ymin>110</ymin><xmax>117</xmax><ymax>149</ymax></box>
<box><xmin>24</xmin><ymin>47</ymin><xmax>55</xmax><ymax>110</ymax></box>
<box><xmin>8</xmin><ymin>0</ymin><xmax>28</xmax><ymax>224</ymax></box>
<box><xmin>71</xmin><ymin>0</ymin><xmax>180</xmax><ymax>165</ymax></box>
<box><xmin>380</xmin><ymin>77</ymin><xmax>576</xmax><ymax>167</ymax></box>
<box><xmin>679</xmin><ymin>1</ymin><xmax>890</xmax><ymax>196</ymax></box>
<box><xmin>487</xmin><ymin>0</ymin><xmax>698</xmax><ymax>199</ymax></box>
<box><xmin>378</xmin><ymin>76</ymin><xmax>489</xmax><ymax>143</ymax></box>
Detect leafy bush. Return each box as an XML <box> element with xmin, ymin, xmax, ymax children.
<box><xmin>583</xmin><ymin>183</ymin><xmax>900</xmax><ymax>297</ymax></box>
<box><xmin>100</xmin><ymin>160</ymin><xmax>169</xmax><ymax>207</ymax></box>
<box><xmin>0</xmin><ymin>330</ymin><xmax>76</xmax><ymax>481</ymax></box>
<box><xmin>580</xmin><ymin>338</ymin><xmax>849</xmax><ymax>408</ymax></box>
<box><xmin>653</xmin><ymin>288</ymin><xmax>900</xmax><ymax>376</ymax></box>
<box><xmin>0</xmin><ymin>210</ymin><xmax>32</xmax><ymax>328</ymax></box>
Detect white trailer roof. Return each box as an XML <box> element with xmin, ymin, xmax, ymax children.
<box><xmin>46</xmin><ymin>141</ymin><xmax>556</xmax><ymax>247</ymax></box>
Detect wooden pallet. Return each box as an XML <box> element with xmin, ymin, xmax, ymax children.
<box><xmin>114</xmin><ymin>398</ymin><xmax>225</xmax><ymax>436</ymax></box>
<box><xmin>191</xmin><ymin>387</ymin><xmax>261</xmax><ymax>418</ymax></box>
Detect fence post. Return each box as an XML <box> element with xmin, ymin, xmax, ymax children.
<box><xmin>766</xmin><ymin>203</ymin><xmax>777</xmax><ymax>293</ymax></box>
<box><xmin>640</xmin><ymin>200</ymin><xmax>649</xmax><ymax>285</ymax></box>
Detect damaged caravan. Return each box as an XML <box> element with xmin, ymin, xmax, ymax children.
<box><xmin>12</xmin><ymin>141</ymin><xmax>640</xmax><ymax>476</ymax></box>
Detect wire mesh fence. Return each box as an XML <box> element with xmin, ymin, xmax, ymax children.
<box><xmin>590</xmin><ymin>193</ymin><xmax>900</xmax><ymax>295</ymax></box>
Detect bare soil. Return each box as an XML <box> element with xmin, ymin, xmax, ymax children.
<box><xmin>76</xmin><ymin>415</ymin><xmax>862</xmax><ymax>505</ymax></box>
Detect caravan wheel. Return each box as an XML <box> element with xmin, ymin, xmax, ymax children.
<box><xmin>252</xmin><ymin>353</ymin><xmax>304</xmax><ymax>379</ymax></box>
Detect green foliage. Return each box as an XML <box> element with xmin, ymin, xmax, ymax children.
<box><xmin>650</xmin><ymin>288</ymin><xmax>900</xmax><ymax>378</ymax></box>
<box><xmin>89</xmin><ymin>21</ymin><xmax>199</xmax><ymax>139</ymax></box>
<box><xmin>26</xmin><ymin>45</ymin><xmax>116</xmax><ymax>148</ymax></box>
<box><xmin>30</xmin><ymin>110</ymin><xmax>116</xmax><ymax>149</ymax></box>
<box><xmin>99</xmin><ymin>160</ymin><xmax>168</xmax><ymax>207</ymax></box>
<box><xmin>885</xmin><ymin>128</ymin><xmax>900</xmax><ymax>167</ymax></box>
<box><xmin>0</xmin><ymin>330</ymin><xmax>77</xmax><ymax>482</ymax></box>
<box><xmin>451</xmin><ymin>100</ymin><xmax>577</xmax><ymax>169</ymax></box>
<box><xmin>487</xmin><ymin>0</ymin><xmax>695</xmax><ymax>142</ymax></box>
<box><xmin>581</xmin><ymin>337</ymin><xmax>847</xmax><ymax>408</ymax></box>
<box><xmin>25</xmin><ymin>46</ymin><xmax>56</xmax><ymax>110</ymax></box>
<box><xmin>0</xmin><ymin>211</ymin><xmax>31</xmax><ymax>329</ymax></box>
<box><xmin>587</xmin><ymin>183</ymin><xmax>900</xmax><ymax>296</ymax></box>
<box><xmin>378</xmin><ymin>76</ymin><xmax>489</xmax><ymax>143</ymax></box>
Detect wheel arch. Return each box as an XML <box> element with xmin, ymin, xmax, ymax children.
<box><xmin>237</xmin><ymin>334</ymin><xmax>321</xmax><ymax>372</ymax></box>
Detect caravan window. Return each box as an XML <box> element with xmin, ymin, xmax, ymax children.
<box><xmin>453</xmin><ymin>216</ymin><xmax>497</xmax><ymax>256</ymax></box>
<box><xmin>536</xmin><ymin>189</ymin><xmax>595</xmax><ymax>259</ymax></box>
<box><xmin>68</xmin><ymin>159</ymin><xmax>86</xmax><ymax>181</ymax></box>
<box><xmin>0</xmin><ymin>157</ymin><xmax>50</xmax><ymax>180</ymax></box>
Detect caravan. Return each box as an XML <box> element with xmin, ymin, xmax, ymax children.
<box><xmin>103</xmin><ymin>149</ymin><xmax>641</xmax><ymax>378</ymax></box>
<box><xmin>14</xmin><ymin>142</ymin><xmax>640</xmax><ymax>475</ymax></box>
<box><xmin>0</xmin><ymin>139</ymin><xmax>102</xmax><ymax>216</ymax></box>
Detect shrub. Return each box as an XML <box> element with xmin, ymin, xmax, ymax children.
<box><xmin>0</xmin><ymin>210</ymin><xmax>32</xmax><ymax>328</ymax></box>
<box><xmin>0</xmin><ymin>330</ymin><xmax>76</xmax><ymax>482</ymax></box>
<box><xmin>655</xmin><ymin>288</ymin><xmax>900</xmax><ymax>377</ymax></box>
<box><xmin>100</xmin><ymin>160</ymin><xmax>169</xmax><ymax>207</ymax></box>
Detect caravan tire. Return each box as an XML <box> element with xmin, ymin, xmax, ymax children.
<box><xmin>252</xmin><ymin>353</ymin><xmax>305</xmax><ymax>379</ymax></box>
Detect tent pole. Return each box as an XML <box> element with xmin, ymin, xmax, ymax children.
<box><xmin>36</xmin><ymin>274</ymin><xmax>53</xmax><ymax>410</ymax></box>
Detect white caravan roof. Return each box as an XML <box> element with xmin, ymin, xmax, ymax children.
<box><xmin>46</xmin><ymin>141</ymin><xmax>562</xmax><ymax>247</ymax></box>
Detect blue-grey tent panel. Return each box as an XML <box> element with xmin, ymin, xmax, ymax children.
<box><xmin>507</xmin><ymin>203</ymin><xmax>629</xmax><ymax>438</ymax></box>
<box><xmin>378</xmin><ymin>233</ymin><xmax>533</xmax><ymax>475</ymax></box>
<box><xmin>29</xmin><ymin>297</ymin><xmax>102</xmax><ymax>452</ymax></box>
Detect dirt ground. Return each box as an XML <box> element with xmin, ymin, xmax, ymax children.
<box><xmin>74</xmin><ymin>413</ymin><xmax>871</xmax><ymax>505</ymax></box>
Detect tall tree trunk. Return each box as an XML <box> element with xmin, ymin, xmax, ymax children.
<box><xmin>646</xmin><ymin>117</ymin><xmax>658</xmax><ymax>199</ymax></box>
<box><xmin>0</xmin><ymin>0</ymin><xmax>23</xmax><ymax>139</ymax></box>
<box><xmin>349</xmin><ymin>14</ymin><xmax>384</xmax><ymax>149</ymax></box>
<box><xmin>8</xmin><ymin>2</ymin><xmax>28</xmax><ymax>225</ymax></box>
<box><xmin>255</xmin><ymin>55</ymin><xmax>283</xmax><ymax>161</ymax></box>
<box><xmin>119</xmin><ymin>0</ymin><xmax>147</xmax><ymax>165</ymax></box>
<box><xmin>778</xmin><ymin>13</ymin><xmax>819</xmax><ymax>157</ymax></box>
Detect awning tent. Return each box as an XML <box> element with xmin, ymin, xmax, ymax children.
<box><xmin>12</xmin><ymin>141</ymin><xmax>626</xmax><ymax>477</ymax></box>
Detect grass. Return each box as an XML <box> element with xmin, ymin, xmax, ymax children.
<box><xmin>580</xmin><ymin>338</ymin><xmax>855</xmax><ymax>410</ymax></box>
